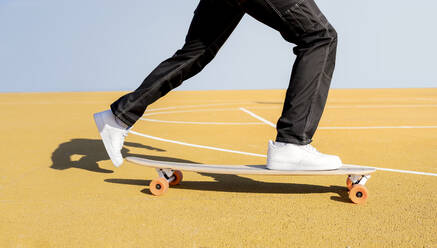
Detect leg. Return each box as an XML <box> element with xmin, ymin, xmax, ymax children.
<box><xmin>111</xmin><ymin>0</ymin><xmax>244</xmax><ymax>127</ymax></box>
<box><xmin>240</xmin><ymin>0</ymin><xmax>338</xmax><ymax>145</ymax></box>
<box><xmin>236</xmin><ymin>0</ymin><xmax>340</xmax><ymax>170</ymax></box>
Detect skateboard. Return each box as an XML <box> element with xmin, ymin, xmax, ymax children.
<box><xmin>126</xmin><ymin>156</ymin><xmax>376</xmax><ymax>204</ymax></box>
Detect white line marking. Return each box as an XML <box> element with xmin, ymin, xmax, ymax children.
<box><xmin>0</xmin><ymin>101</ymin><xmax>108</xmax><ymax>105</ymax></box>
<box><xmin>139</xmin><ymin>117</ymin><xmax>263</xmax><ymax>125</ymax></box>
<box><xmin>147</xmin><ymin>107</ymin><xmax>437</xmax><ymax>129</ymax></box>
<box><xmin>328</xmin><ymin>104</ymin><xmax>437</xmax><ymax>109</ymax></box>
<box><xmin>319</xmin><ymin>126</ymin><xmax>437</xmax><ymax>129</ymax></box>
<box><xmin>134</xmin><ymin>104</ymin><xmax>437</xmax><ymax>176</ymax></box>
<box><xmin>239</xmin><ymin>107</ymin><xmax>276</xmax><ymax>128</ymax></box>
<box><xmin>227</xmin><ymin>104</ymin><xmax>437</xmax><ymax>110</ymax></box>
<box><xmin>129</xmin><ymin>130</ymin><xmax>437</xmax><ymax>177</ymax></box>
<box><xmin>374</xmin><ymin>167</ymin><xmax>437</xmax><ymax>176</ymax></box>
<box><xmin>128</xmin><ymin>130</ymin><xmax>266</xmax><ymax>158</ymax></box>
<box><xmin>143</xmin><ymin>108</ymin><xmax>240</xmax><ymax>116</ymax></box>
<box><xmin>146</xmin><ymin>102</ymin><xmax>254</xmax><ymax>111</ymax></box>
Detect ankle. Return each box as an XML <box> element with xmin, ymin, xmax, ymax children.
<box><xmin>115</xmin><ymin>116</ymin><xmax>130</xmax><ymax>129</ymax></box>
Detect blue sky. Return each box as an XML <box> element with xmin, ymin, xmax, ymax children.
<box><xmin>1</xmin><ymin>0</ymin><xmax>436</xmax><ymax>92</ymax></box>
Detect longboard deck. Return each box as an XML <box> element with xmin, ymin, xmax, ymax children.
<box><xmin>126</xmin><ymin>157</ymin><xmax>376</xmax><ymax>175</ymax></box>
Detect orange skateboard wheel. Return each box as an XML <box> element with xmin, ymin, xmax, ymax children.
<box><xmin>169</xmin><ymin>170</ymin><xmax>183</xmax><ymax>186</ymax></box>
<box><xmin>149</xmin><ymin>177</ymin><xmax>169</xmax><ymax>196</ymax></box>
<box><xmin>346</xmin><ymin>177</ymin><xmax>353</xmax><ymax>190</ymax></box>
<box><xmin>349</xmin><ymin>184</ymin><xmax>368</xmax><ymax>204</ymax></box>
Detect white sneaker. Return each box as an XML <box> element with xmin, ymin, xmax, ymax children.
<box><xmin>93</xmin><ymin>110</ymin><xmax>129</xmax><ymax>167</ymax></box>
<box><xmin>266</xmin><ymin>140</ymin><xmax>342</xmax><ymax>170</ymax></box>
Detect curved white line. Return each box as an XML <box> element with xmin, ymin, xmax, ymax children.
<box><xmin>146</xmin><ymin>102</ymin><xmax>255</xmax><ymax>111</ymax></box>
<box><xmin>143</xmin><ymin>108</ymin><xmax>241</xmax><ymax>117</ymax></box>
<box><xmin>319</xmin><ymin>126</ymin><xmax>437</xmax><ymax>129</ymax></box>
<box><xmin>129</xmin><ymin>130</ymin><xmax>437</xmax><ymax>177</ymax></box>
<box><xmin>232</xmin><ymin>104</ymin><xmax>437</xmax><ymax>110</ymax></box>
<box><xmin>328</xmin><ymin>104</ymin><xmax>437</xmax><ymax>109</ymax></box>
<box><xmin>135</xmin><ymin>104</ymin><xmax>437</xmax><ymax>176</ymax></box>
<box><xmin>129</xmin><ymin>130</ymin><xmax>266</xmax><ymax>158</ymax></box>
<box><xmin>140</xmin><ymin>118</ymin><xmax>263</xmax><ymax>125</ymax></box>
<box><xmin>144</xmin><ymin>107</ymin><xmax>437</xmax><ymax>129</ymax></box>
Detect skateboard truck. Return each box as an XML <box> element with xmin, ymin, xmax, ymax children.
<box><xmin>149</xmin><ymin>169</ymin><xmax>184</xmax><ymax>196</ymax></box>
<box><xmin>346</xmin><ymin>174</ymin><xmax>371</xmax><ymax>204</ymax></box>
<box><xmin>156</xmin><ymin>168</ymin><xmax>180</xmax><ymax>184</ymax></box>
<box><xmin>348</xmin><ymin>174</ymin><xmax>371</xmax><ymax>185</ymax></box>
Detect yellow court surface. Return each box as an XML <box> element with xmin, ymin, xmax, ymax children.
<box><xmin>0</xmin><ymin>88</ymin><xmax>436</xmax><ymax>247</ymax></box>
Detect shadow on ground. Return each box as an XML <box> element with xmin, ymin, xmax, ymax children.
<box><xmin>50</xmin><ymin>138</ymin><xmax>171</xmax><ymax>173</ymax></box>
<box><xmin>105</xmin><ymin>157</ymin><xmax>351</xmax><ymax>203</ymax></box>
<box><xmin>52</xmin><ymin>139</ymin><xmax>351</xmax><ymax>203</ymax></box>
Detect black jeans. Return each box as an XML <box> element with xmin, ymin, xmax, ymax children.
<box><xmin>111</xmin><ymin>0</ymin><xmax>337</xmax><ymax>145</ymax></box>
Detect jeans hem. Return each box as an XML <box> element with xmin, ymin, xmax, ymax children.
<box><xmin>111</xmin><ymin>105</ymin><xmax>135</xmax><ymax>127</ymax></box>
<box><xmin>275</xmin><ymin>136</ymin><xmax>312</xmax><ymax>145</ymax></box>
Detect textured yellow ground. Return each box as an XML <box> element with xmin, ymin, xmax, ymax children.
<box><xmin>0</xmin><ymin>89</ymin><xmax>436</xmax><ymax>247</ymax></box>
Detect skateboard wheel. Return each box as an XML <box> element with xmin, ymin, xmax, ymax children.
<box><xmin>349</xmin><ymin>184</ymin><xmax>368</xmax><ymax>204</ymax></box>
<box><xmin>346</xmin><ymin>177</ymin><xmax>353</xmax><ymax>191</ymax></box>
<box><xmin>149</xmin><ymin>177</ymin><xmax>169</xmax><ymax>196</ymax></box>
<box><xmin>169</xmin><ymin>170</ymin><xmax>183</xmax><ymax>186</ymax></box>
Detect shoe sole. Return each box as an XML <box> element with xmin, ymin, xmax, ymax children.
<box><xmin>93</xmin><ymin>112</ymin><xmax>122</xmax><ymax>167</ymax></box>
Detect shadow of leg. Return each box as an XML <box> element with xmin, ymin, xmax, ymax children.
<box><xmin>50</xmin><ymin>138</ymin><xmax>166</xmax><ymax>174</ymax></box>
